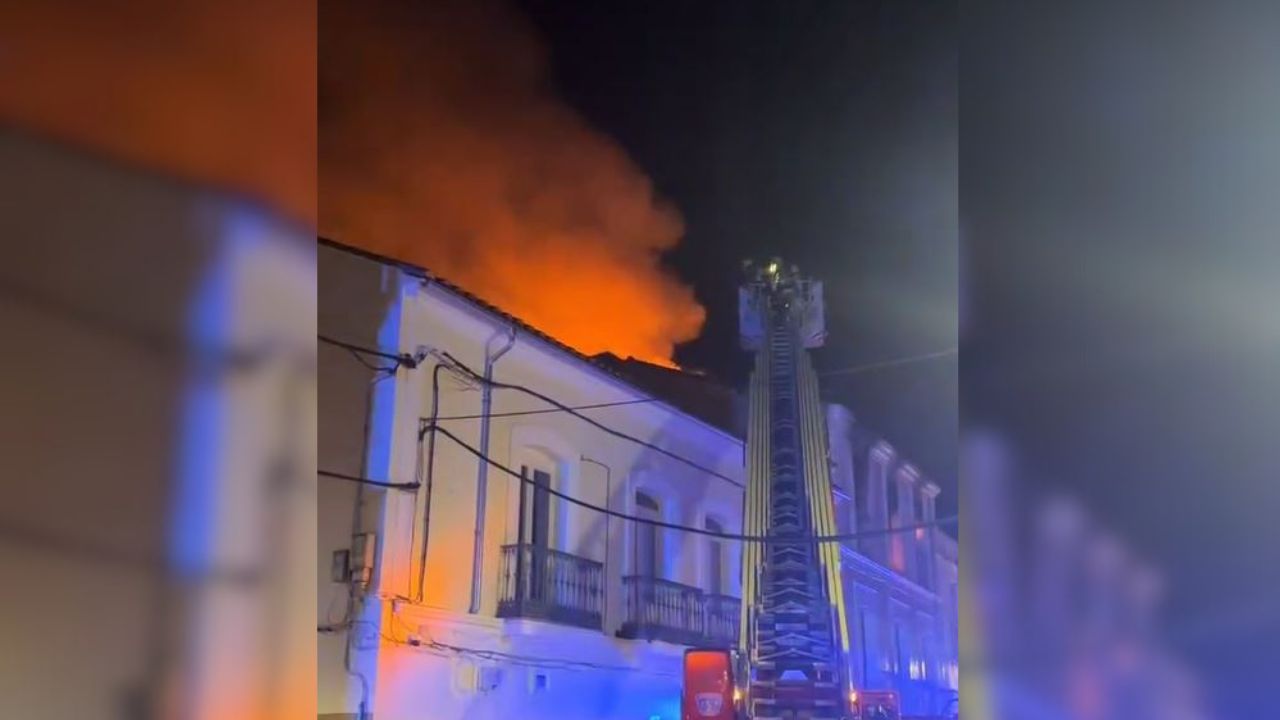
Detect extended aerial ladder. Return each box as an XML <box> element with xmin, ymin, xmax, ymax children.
<box><xmin>684</xmin><ymin>260</ymin><xmax>893</xmax><ymax>720</ymax></box>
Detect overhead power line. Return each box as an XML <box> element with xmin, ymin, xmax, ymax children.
<box><xmin>323</xmin><ymin>340</ymin><xmax>703</xmax><ymax>467</ymax></box>
<box><xmin>820</xmin><ymin>347</ymin><xmax>957</xmax><ymax>377</ymax></box>
<box><xmin>319</xmin><ymin>334</ymin><xmax>419</xmax><ymax>369</ymax></box>
<box><xmin>341</xmin><ymin>346</ymin><xmax>398</xmax><ymax>374</ymax></box>
<box><xmin>425</xmin><ymin>422</ymin><xmax>955</xmax><ymax>545</ymax></box>
<box><xmin>323</xmin><ymin>339</ymin><xmax>950</xmax><ymax>505</ymax></box>
<box><xmin>318</xmin><ymin>469</ymin><xmax>420</xmax><ymax>490</ymax></box>
<box><xmin>433</xmin><ymin>397</ymin><xmax>660</xmax><ymax>421</ymax></box>
<box><xmin>438</xmin><ymin>351</ymin><xmax>746</xmax><ymax>490</ymax></box>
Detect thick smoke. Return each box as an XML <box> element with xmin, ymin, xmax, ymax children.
<box><xmin>320</xmin><ymin>0</ymin><xmax>705</xmax><ymax>366</ymax></box>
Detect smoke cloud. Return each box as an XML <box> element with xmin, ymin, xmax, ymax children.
<box><xmin>320</xmin><ymin>0</ymin><xmax>705</xmax><ymax>366</ymax></box>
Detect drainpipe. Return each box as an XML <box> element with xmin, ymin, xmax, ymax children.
<box><xmin>580</xmin><ymin>456</ymin><xmax>612</xmax><ymax>627</ymax></box>
<box><xmin>468</xmin><ymin>325</ymin><xmax>517</xmax><ymax>613</ymax></box>
<box><xmin>414</xmin><ymin>361</ymin><xmax>447</xmax><ymax>602</ymax></box>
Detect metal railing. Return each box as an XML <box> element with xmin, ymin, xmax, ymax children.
<box><xmin>497</xmin><ymin>544</ymin><xmax>603</xmax><ymax>630</ymax></box>
<box><xmin>619</xmin><ymin>575</ymin><xmax>705</xmax><ymax>645</ymax></box>
<box><xmin>705</xmin><ymin>593</ymin><xmax>743</xmax><ymax>645</ymax></box>
<box><xmin>618</xmin><ymin>575</ymin><xmax>741</xmax><ymax>647</ymax></box>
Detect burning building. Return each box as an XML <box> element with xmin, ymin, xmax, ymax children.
<box><xmin>317</xmin><ymin>238</ymin><xmax>958</xmax><ymax>720</ymax></box>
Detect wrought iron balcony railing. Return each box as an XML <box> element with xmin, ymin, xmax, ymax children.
<box><xmin>497</xmin><ymin>544</ymin><xmax>603</xmax><ymax>631</ymax></box>
<box><xmin>705</xmin><ymin>593</ymin><xmax>743</xmax><ymax>645</ymax></box>
<box><xmin>618</xmin><ymin>575</ymin><xmax>741</xmax><ymax>647</ymax></box>
<box><xmin>619</xmin><ymin>575</ymin><xmax>705</xmax><ymax>645</ymax></box>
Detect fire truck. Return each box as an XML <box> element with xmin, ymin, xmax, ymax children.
<box><xmin>681</xmin><ymin>646</ymin><xmax>904</xmax><ymax>720</ymax></box>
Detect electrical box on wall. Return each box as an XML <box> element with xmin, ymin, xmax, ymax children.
<box><xmin>330</xmin><ymin>549</ymin><xmax>350</xmax><ymax>582</ymax></box>
<box><xmin>350</xmin><ymin>532</ymin><xmax>375</xmax><ymax>587</ymax></box>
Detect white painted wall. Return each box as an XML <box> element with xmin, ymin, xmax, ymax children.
<box><xmin>390</xmin><ymin>281</ymin><xmax>746</xmax><ymax>622</ymax></box>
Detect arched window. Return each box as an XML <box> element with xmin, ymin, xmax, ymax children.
<box><xmin>634</xmin><ymin>491</ymin><xmax>661</xmax><ymax>579</ymax></box>
<box><xmin>705</xmin><ymin>517</ymin><xmax>727</xmax><ymax>595</ymax></box>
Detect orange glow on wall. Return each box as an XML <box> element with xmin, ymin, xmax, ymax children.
<box><xmin>320</xmin><ymin>0</ymin><xmax>705</xmax><ymax>366</ymax></box>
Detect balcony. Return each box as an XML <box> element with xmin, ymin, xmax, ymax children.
<box><xmin>497</xmin><ymin>544</ymin><xmax>603</xmax><ymax>631</ymax></box>
<box><xmin>618</xmin><ymin>575</ymin><xmax>741</xmax><ymax>647</ymax></box>
<box><xmin>705</xmin><ymin>593</ymin><xmax>742</xmax><ymax>645</ymax></box>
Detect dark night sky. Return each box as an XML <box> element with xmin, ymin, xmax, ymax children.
<box><xmin>515</xmin><ymin>0</ymin><xmax>958</xmax><ymax>515</ymax></box>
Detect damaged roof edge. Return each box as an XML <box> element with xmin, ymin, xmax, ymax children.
<box><xmin>318</xmin><ymin>236</ymin><xmax>743</xmax><ymax>441</ymax></box>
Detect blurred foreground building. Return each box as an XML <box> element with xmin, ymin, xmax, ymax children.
<box><xmin>0</xmin><ymin>129</ymin><xmax>316</xmax><ymax>720</ymax></box>
<box><xmin>318</xmin><ymin>239</ymin><xmax>958</xmax><ymax>719</ymax></box>
<box><xmin>962</xmin><ymin>432</ymin><xmax>1213</xmax><ymax>720</ymax></box>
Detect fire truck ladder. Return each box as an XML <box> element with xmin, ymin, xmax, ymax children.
<box><xmin>738</xmin><ymin>263</ymin><xmax>852</xmax><ymax>720</ymax></box>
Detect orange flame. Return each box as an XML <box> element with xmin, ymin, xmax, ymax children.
<box><xmin>319</xmin><ymin>0</ymin><xmax>705</xmax><ymax>366</ymax></box>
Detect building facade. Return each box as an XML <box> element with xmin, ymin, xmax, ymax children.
<box><xmin>962</xmin><ymin>431</ymin><xmax>1211</xmax><ymax>720</ymax></box>
<box><xmin>318</xmin><ymin>240</ymin><xmax>958</xmax><ymax>719</ymax></box>
<box><xmin>831</xmin><ymin>406</ymin><xmax>960</xmax><ymax>717</ymax></box>
<box><xmin>0</xmin><ymin>129</ymin><xmax>317</xmax><ymax>720</ymax></box>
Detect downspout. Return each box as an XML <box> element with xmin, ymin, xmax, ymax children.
<box><xmin>468</xmin><ymin>324</ymin><xmax>517</xmax><ymax>613</ymax></box>
<box><xmin>414</xmin><ymin>361</ymin><xmax>447</xmax><ymax>602</ymax></box>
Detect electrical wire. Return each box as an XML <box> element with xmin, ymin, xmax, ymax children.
<box><xmin>318</xmin><ymin>469</ymin><xmax>420</xmax><ymax>490</ymax></box>
<box><xmin>343</xmin><ymin>346</ymin><xmax>399</xmax><ymax>375</ymax></box>
<box><xmin>425</xmin><ymin>422</ymin><xmax>955</xmax><ymax>545</ymax></box>
<box><xmin>321</xmin><ymin>332</ymin><xmax>399</xmax><ymax>376</ymax></box>
<box><xmin>439</xmin><ymin>351</ymin><xmax>745</xmax><ymax>490</ymax></box>
<box><xmin>380</xmin><ymin>605</ymin><xmax>675</xmax><ymax>676</ymax></box>
<box><xmin>319</xmin><ymin>334</ymin><xmax>419</xmax><ymax>369</ymax></box>
<box><xmin>819</xmin><ymin>347</ymin><xmax>957</xmax><ymax>377</ymax></box>
<box><xmin>0</xmin><ymin>519</ymin><xmax>259</xmax><ymax>586</ymax></box>
<box><xmin>327</xmin><ymin>339</ymin><xmax>950</xmax><ymax>516</ymax></box>
<box><xmin>323</xmin><ymin>340</ymin><xmax>749</xmax><ymax>495</ymax></box>
<box><xmin>0</xmin><ymin>278</ymin><xmax>185</xmax><ymax>362</ymax></box>
<box><xmin>432</xmin><ymin>396</ymin><xmax>659</xmax><ymax>421</ymax></box>
<box><xmin>2</xmin><ymin>278</ymin><xmax>281</xmax><ymax>372</ymax></box>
